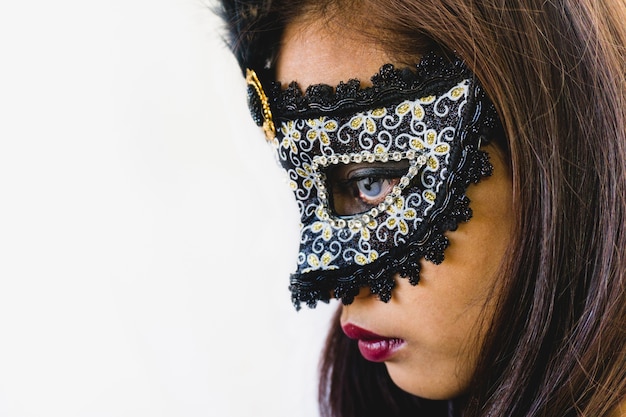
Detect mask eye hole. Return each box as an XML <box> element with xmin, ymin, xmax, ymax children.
<box><xmin>325</xmin><ymin>161</ymin><xmax>410</xmax><ymax>216</ymax></box>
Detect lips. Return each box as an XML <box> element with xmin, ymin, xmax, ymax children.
<box><xmin>341</xmin><ymin>323</ymin><xmax>405</xmax><ymax>362</ymax></box>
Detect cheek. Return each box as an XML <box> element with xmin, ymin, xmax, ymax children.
<box><xmin>381</xmin><ymin>257</ymin><xmax>503</xmax><ymax>399</ymax></box>
<box><xmin>384</xmin><ymin>162</ymin><xmax>513</xmax><ymax>398</ymax></box>
<box><xmin>396</xmin><ymin>176</ymin><xmax>512</xmax><ymax>342</ymax></box>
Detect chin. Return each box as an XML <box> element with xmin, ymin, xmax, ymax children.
<box><xmin>385</xmin><ymin>362</ymin><xmax>468</xmax><ymax>400</ymax></box>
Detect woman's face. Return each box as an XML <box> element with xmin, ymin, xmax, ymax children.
<box><xmin>277</xmin><ymin>20</ymin><xmax>514</xmax><ymax>400</ymax></box>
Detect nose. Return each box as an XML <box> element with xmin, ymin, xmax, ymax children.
<box><xmin>332</xmin><ymin>285</ymin><xmax>371</xmax><ymax>304</ymax></box>
<box><xmin>338</xmin><ymin>285</ymin><xmax>381</xmax><ymax>319</ymax></box>
<box><xmin>354</xmin><ymin>286</ymin><xmax>371</xmax><ymax>299</ymax></box>
<box><xmin>341</xmin><ymin>278</ymin><xmax>399</xmax><ymax>304</ymax></box>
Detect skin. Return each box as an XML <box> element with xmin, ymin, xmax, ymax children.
<box><xmin>277</xmin><ymin>19</ymin><xmax>514</xmax><ymax>400</ymax></box>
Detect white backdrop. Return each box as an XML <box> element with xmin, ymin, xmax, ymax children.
<box><xmin>0</xmin><ymin>0</ymin><xmax>335</xmax><ymax>416</ymax></box>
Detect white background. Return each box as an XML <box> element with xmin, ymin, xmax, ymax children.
<box><xmin>0</xmin><ymin>0</ymin><xmax>335</xmax><ymax>416</ymax></box>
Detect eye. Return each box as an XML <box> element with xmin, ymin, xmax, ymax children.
<box><xmin>325</xmin><ymin>161</ymin><xmax>409</xmax><ymax>216</ymax></box>
<box><xmin>356</xmin><ymin>177</ymin><xmax>394</xmax><ymax>200</ymax></box>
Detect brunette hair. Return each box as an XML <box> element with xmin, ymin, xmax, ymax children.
<box><xmin>219</xmin><ymin>1</ymin><xmax>626</xmax><ymax>416</ymax></box>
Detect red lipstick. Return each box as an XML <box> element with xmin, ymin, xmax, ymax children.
<box><xmin>341</xmin><ymin>323</ymin><xmax>405</xmax><ymax>362</ymax></box>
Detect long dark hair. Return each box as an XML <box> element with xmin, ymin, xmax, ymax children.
<box><xmin>219</xmin><ymin>1</ymin><xmax>626</xmax><ymax>416</ymax></box>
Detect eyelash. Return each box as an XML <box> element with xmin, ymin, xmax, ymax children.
<box><xmin>337</xmin><ymin>169</ymin><xmax>404</xmax><ymax>193</ymax></box>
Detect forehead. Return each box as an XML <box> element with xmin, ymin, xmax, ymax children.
<box><xmin>276</xmin><ymin>19</ymin><xmax>395</xmax><ymax>88</ymax></box>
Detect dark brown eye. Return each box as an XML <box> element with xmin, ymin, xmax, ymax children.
<box><xmin>325</xmin><ymin>161</ymin><xmax>409</xmax><ymax>215</ymax></box>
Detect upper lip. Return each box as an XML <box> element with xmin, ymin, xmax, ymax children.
<box><xmin>341</xmin><ymin>323</ymin><xmax>389</xmax><ymax>340</ymax></box>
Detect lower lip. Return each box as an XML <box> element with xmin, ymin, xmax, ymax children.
<box><xmin>357</xmin><ymin>338</ymin><xmax>404</xmax><ymax>362</ymax></box>
<box><xmin>342</xmin><ymin>323</ymin><xmax>405</xmax><ymax>362</ymax></box>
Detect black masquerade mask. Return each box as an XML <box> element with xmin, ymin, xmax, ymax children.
<box><xmin>245</xmin><ymin>52</ymin><xmax>498</xmax><ymax>310</ymax></box>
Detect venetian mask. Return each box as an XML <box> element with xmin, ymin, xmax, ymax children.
<box><xmin>246</xmin><ymin>52</ymin><xmax>499</xmax><ymax>309</ymax></box>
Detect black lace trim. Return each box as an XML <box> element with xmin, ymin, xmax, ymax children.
<box><xmin>266</xmin><ymin>51</ymin><xmax>471</xmax><ymax>122</ymax></box>
<box><xmin>288</xmin><ymin>80</ymin><xmax>498</xmax><ymax>310</ymax></box>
